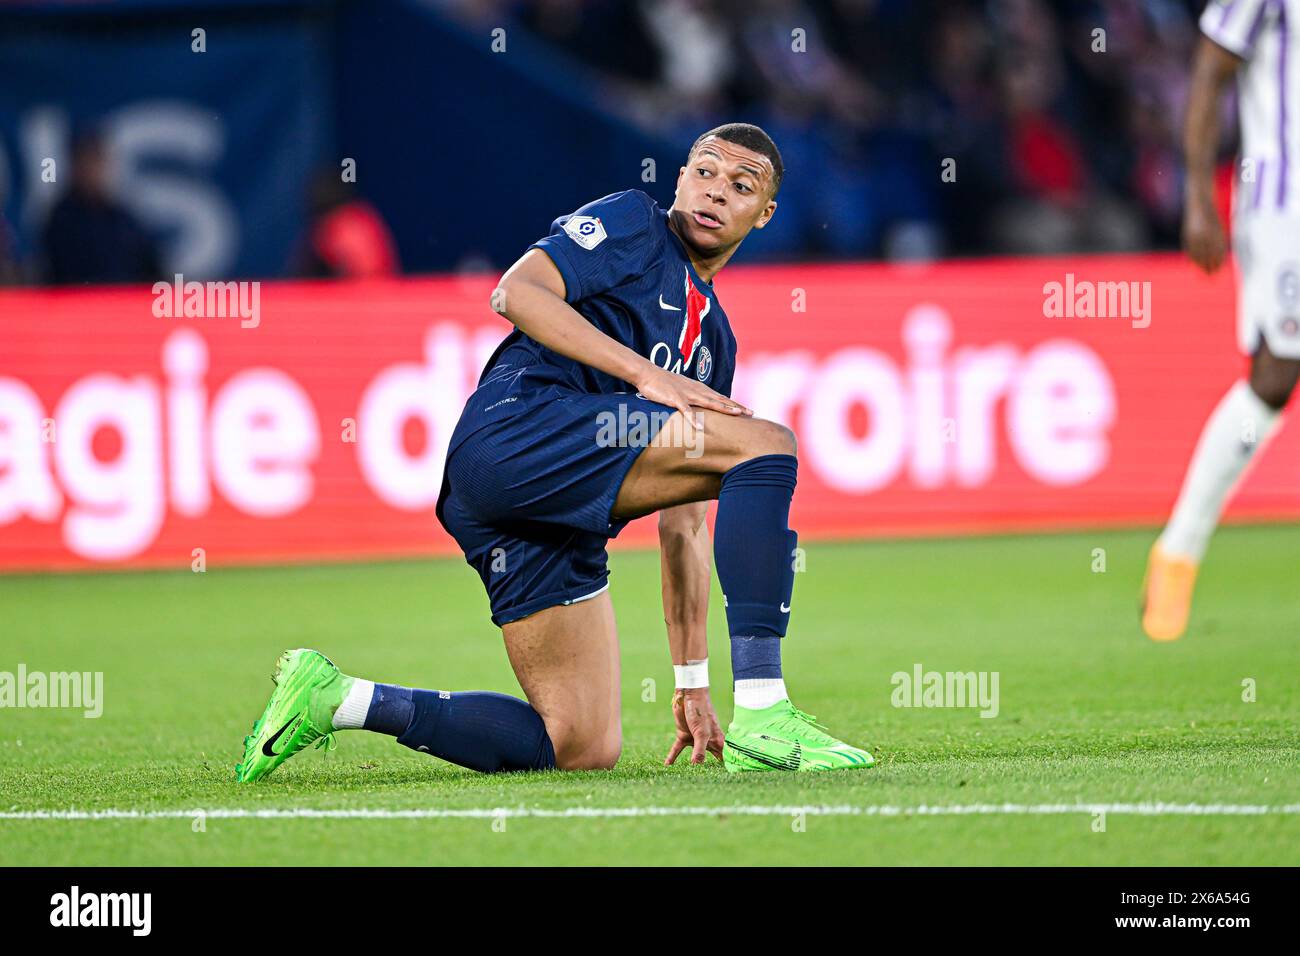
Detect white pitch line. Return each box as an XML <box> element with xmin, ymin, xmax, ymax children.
<box><xmin>1</xmin><ymin>803</ymin><xmax>1299</xmax><ymax>821</ymax></box>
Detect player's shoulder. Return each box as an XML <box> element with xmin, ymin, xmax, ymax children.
<box><xmin>1199</xmin><ymin>0</ymin><xmax>1284</xmax><ymax>60</ymax></box>
<box><xmin>550</xmin><ymin>189</ymin><xmax>664</xmax><ymax>254</ymax></box>
<box><xmin>565</xmin><ymin>189</ymin><xmax>660</xmax><ymax>228</ymax></box>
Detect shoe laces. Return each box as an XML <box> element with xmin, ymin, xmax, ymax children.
<box><xmin>790</xmin><ymin>705</ymin><xmax>823</xmax><ymax>728</ymax></box>
<box><xmin>314</xmin><ymin>733</ymin><xmax>337</xmax><ymax>754</ymax></box>
<box><xmin>779</xmin><ymin>706</ymin><xmax>840</xmax><ymax>746</ymax></box>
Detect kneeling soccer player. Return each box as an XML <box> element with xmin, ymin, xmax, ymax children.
<box><xmin>236</xmin><ymin>123</ymin><xmax>873</xmax><ymax>780</ymax></box>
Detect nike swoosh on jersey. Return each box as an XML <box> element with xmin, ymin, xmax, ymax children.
<box><xmin>658</xmin><ymin>294</ymin><xmax>681</xmax><ymax>311</ymax></box>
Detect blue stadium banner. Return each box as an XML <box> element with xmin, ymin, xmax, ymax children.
<box><xmin>0</xmin><ymin>4</ymin><xmax>331</xmax><ymax>279</ymax></box>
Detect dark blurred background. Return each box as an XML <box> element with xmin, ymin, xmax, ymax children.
<box><xmin>0</xmin><ymin>0</ymin><xmax>1222</xmax><ymax>285</ymax></box>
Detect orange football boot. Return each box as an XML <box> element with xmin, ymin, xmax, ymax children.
<box><xmin>1141</xmin><ymin>543</ymin><xmax>1199</xmax><ymax>642</ymax></box>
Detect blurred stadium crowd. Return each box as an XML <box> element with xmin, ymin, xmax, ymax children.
<box><xmin>1</xmin><ymin>0</ymin><xmax>1222</xmax><ymax>284</ymax></box>
<box><xmin>489</xmin><ymin>0</ymin><xmax>1210</xmax><ymax>261</ymax></box>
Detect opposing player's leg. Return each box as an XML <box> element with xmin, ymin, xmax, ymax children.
<box><xmin>615</xmin><ymin>409</ymin><xmax>873</xmax><ymax>772</ymax></box>
<box><xmin>1143</xmin><ymin>341</ymin><xmax>1296</xmax><ymax>641</ymax></box>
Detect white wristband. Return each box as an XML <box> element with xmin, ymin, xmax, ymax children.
<box><xmin>674</xmin><ymin>659</ymin><xmax>709</xmax><ymax>689</ymax></box>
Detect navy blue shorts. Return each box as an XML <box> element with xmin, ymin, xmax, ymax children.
<box><xmin>437</xmin><ymin>382</ymin><xmax>675</xmax><ymax>626</ymax></box>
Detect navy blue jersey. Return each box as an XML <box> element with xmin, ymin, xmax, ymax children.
<box><xmin>478</xmin><ymin>189</ymin><xmax>737</xmax><ymax>399</ymax></box>
<box><xmin>436</xmin><ymin>191</ymin><xmax>742</xmax><ymax>607</ymax></box>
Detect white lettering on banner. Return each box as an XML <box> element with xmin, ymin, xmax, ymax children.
<box><xmin>732</xmin><ymin>305</ymin><xmax>1116</xmax><ymax>493</ymax></box>
<box><xmin>905</xmin><ymin>306</ymin><xmax>949</xmax><ymax>489</ymax></box>
<box><xmin>802</xmin><ymin>348</ymin><xmax>907</xmax><ymax>493</ymax></box>
<box><xmin>357</xmin><ymin>325</ymin><xmax>480</xmax><ymax>511</ymax></box>
<box><xmin>53</xmin><ymin>374</ymin><xmax>164</xmax><ymax>560</ymax></box>
<box><xmin>210</xmin><ymin>369</ymin><xmax>319</xmax><ymax>517</ymax></box>
<box><xmin>0</xmin><ymin>330</ymin><xmax>319</xmax><ymax>559</ymax></box>
<box><xmin>951</xmin><ymin>344</ymin><xmax>1019</xmax><ymax>486</ymax></box>
<box><xmin>163</xmin><ymin>330</ymin><xmax>210</xmax><ymax>516</ymax></box>
<box><xmin>0</xmin><ymin>311</ymin><xmax>1116</xmax><ymax>562</ymax></box>
<box><xmin>1008</xmin><ymin>341</ymin><xmax>1116</xmax><ymax>485</ymax></box>
<box><xmin>0</xmin><ymin>378</ymin><xmax>62</xmax><ymax>524</ymax></box>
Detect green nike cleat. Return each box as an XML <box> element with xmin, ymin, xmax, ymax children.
<box><xmin>723</xmin><ymin>699</ymin><xmax>875</xmax><ymax>772</ymax></box>
<box><xmin>235</xmin><ymin>648</ymin><xmax>349</xmax><ymax>783</ymax></box>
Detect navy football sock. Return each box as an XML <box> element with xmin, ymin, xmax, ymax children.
<box><xmin>394</xmin><ymin>689</ymin><xmax>557</xmax><ymax>773</ymax></box>
<box><xmin>730</xmin><ymin>635</ymin><xmax>783</xmax><ymax>680</ymax></box>
<box><xmin>714</xmin><ymin>453</ymin><xmax>799</xmax><ymax>683</ymax></box>
<box><xmin>361</xmin><ymin>683</ymin><xmax>415</xmax><ymax>736</ymax></box>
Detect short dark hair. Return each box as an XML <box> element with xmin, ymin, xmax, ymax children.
<box><xmin>688</xmin><ymin>123</ymin><xmax>784</xmax><ymax>197</ymax></box>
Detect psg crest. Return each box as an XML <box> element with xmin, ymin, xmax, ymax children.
<box><xmin>695</xmin><ymin>345</ymin><xmax>713</xmax><ymax>381</ymax></box>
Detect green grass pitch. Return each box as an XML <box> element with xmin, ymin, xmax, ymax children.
<box><xmin>0</xmin><ymin>525</ymin><xmax>1296</xmax><ymax>866</ymax></box>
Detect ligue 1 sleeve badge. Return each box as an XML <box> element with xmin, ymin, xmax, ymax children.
<box><xmin>563</xmin><ymin>215</ymin><xmax>607</xmax><ymax>250</ymax></box>
<box><xmin>695</xmin><ymin>345</ymin><xmax>713</xmax><ymax>381</ymax></box>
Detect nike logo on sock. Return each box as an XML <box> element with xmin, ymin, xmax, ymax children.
<box><xmin>780</xmin><ymin>603</ymin><xmax>791</xmax><ymax>613</ymax></box>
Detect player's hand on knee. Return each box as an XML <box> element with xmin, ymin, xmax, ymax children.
<box><xmin>665</xmin><ymin>688</ymin><xmax>725</xmax><ymax>766</ymax></box>
<box><xmin>634</xmin><ymin>365</ymin><xmax>751</xmax><ymax>430</ymax></box>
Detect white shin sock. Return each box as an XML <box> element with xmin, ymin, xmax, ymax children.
<box><xmin>1159</xmin><ymin>380</ymin><xmax>1281</xmax><ymax>561</ymax></box>
<box><xmin>734</xmin><ymin>678</ymin><xmax>788</xmax><ymax>710</ymax></box>
<box><xmin>330</xmin><ymin>678</ymin><xmax>375</xmax><ymax>730</ymax></box>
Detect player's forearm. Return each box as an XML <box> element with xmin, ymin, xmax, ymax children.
<box><xmin>1184</xmin><ymin>38</ymin><xmax>1237</xmax><ymax>203</ymax></box>
<box><xmin>659</xmin><ymin>506</ymin><xmax>711</xmax><ymax>666</ymax></box>
<box><xmin>497</xmin><ymin>275</ymin><xmax>654</xmax><ymax>387</ymax></box>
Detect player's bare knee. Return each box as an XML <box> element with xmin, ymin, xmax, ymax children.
<box><xmin>546</xmin><ymin>718</ymin><xmax>620</xmax><ymax>770</ymax></box>
<box><xmin>739</xmin><ymin>419</ymin><xmax>797</xmax><ymax>462</ymax></box>
<box><xmin>560</xmin><ymin>754</ymin><xmax>619</xmax><ymax>771</ymax></box>
<box><xmin>580</xmin><ymin>737</ymin><xmax>622</xmax><ymax>771</ymax></box>
<box><xmin>1248</xmin><ymin>370</ymin><xmax>1297</xmax><ymax>410</ymax></box>
<box><xmin>1249</xmin><ymin>346</ymin><xmax>1300</xmax><ymax>410</ymax></box>
<box><xmin>554</xmin><ymin>734</ymin><xmax>621</xmax><ymax>771</ymax></box>
<box><xmin>777</xmin><ymin>422</ymin><xmax>798</xmax><ymax>457</ymax></box>
<box><xmin>707</xmin><ymin>419</ymin><xmax>797</xmax><ymax>474</ymax></box>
